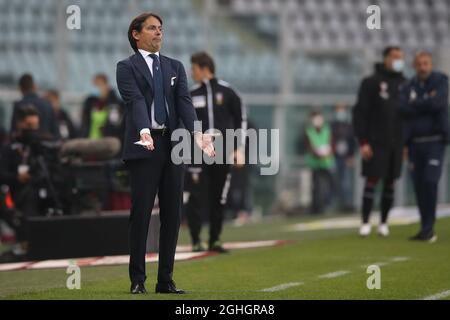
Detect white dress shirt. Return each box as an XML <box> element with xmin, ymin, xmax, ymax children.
<box><xmin>137</xmin><ymin>49</ymin><xmax>170</xmax><ymax>135</ymax></box>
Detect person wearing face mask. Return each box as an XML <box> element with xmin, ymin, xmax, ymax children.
<box><xmin>399</xmin><ymin>51</ymin><xmax>449</xmax><ymax>243</ymax></box>
<box><xmin>0</xmin><ymin>106</ymin><xmax>44</xmax><ymax>257</ymax></box>
<box><xmin>304</xmin><ymin>109</ymin><xmax>335</xmax><ymax>214</ymax></box>
<box><xmin>80</xmin><ymin>73</ymin><xmax>125</xmax><ymax>144</ymax></box>
<box><xmin>352</xmin><ymin>46</ymin><xmax>407</xmax><ymax>237</ymax></box>
<box><xmin>331</xmin><ymin>103</ymin><xmax>356</xmax><ymax>212</ymax></box>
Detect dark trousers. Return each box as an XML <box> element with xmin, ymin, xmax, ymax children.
<box><xmin>185</xmin><ymin>164</ymin><xmax>230</xmax><ymax>246</ymax></box>
<box><xmin>311</xmin><ymin>168</ymin><xmax>334</xmax><ymax>214</ymax></box>
<box><xmin>335</xmin><ymin>157</ymin><xmax>354</xmax><ymax>210</ymax></box>
<box><xmin>126</xmin><ymin>133</ymin><xmax>184</xmax><ymax>284</ymax></box>
<box><xmin>409</xmin><ymin>141</ymin><xmax>445</xmax><ymax>236</ymax></box>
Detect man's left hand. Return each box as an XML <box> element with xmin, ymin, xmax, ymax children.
<box><xmin>194</xmin><ymin>132</ymin><xmax>216</xmax><ymax>157</ymax></box>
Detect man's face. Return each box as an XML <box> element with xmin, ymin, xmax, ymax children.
<box><xmin>415</xmin><ymin>54</ymin><xmax>433</xmax><ymax>80</ymax></box>
<box><xmin>93</xmin><ymin>77</ymin><xmax>109</xmax><ymax>98</ymax></box>
<box><xmin>384</xmin><ymin>49</ymin><xmax>404</xmax><ymax>71</ymax></box>
<box><xmin>133</xmin><ymin>16</ymin><xmax>163</xmax><ymax>53</ymax></box>
<box><xmin>191</xmin><ymin>64</ymin><xmax>206</xmax><ymax>83</ymax></box>
<box><xmin>17</xmin><ymin>115</ymin><xmax>39</xmax><ymax>132</ymax></box>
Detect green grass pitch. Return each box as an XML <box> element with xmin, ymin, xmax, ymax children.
<box><xmin>1</xmin><ymin>215</ymin><xmax>450</xmax><ymax>300</ymax></box>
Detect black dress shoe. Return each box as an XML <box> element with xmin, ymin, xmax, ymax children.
<box><xmin>155</xmin><ymin>281</ymin><xmax>186</xmax><ymax>294</ymax></box>
<box><xmin>130</xmin><ymin>282</ymin><xmax>147</xmax><ymax>294</ymax></box>
<box><xmin>209</xmin><ymin>241</ymin><xmax>229</xmax><ymax>254</ymax></box>
<box><xmin>409</xmin><ymin>232</ymin><xmax>437</xmax><ymax>243</ymax></box>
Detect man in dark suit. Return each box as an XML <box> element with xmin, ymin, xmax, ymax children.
<box><xmin>116</xmin><ymin>12</ymin><xmax>214</xmax><ymax>295</ymax></box>
<box><xmin>10</xmin><ymin>74</ymin><xmax>59</xmax><ymax>138</ymax></box>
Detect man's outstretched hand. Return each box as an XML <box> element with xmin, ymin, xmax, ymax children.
<box><xmin>194</xmin><ymin>132</ymin><xmax>216</xmax><ymax>157</ymax></box>
<box><xmin>140</xmin><ymin>133</ymin><xmax>155</xmax><ymax>151</ymax></box>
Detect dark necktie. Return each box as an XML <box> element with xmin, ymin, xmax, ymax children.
<box><xmin>149</xmin><ymin>53</ymin><xmax>167</xmax><ymax>126</ymax></box>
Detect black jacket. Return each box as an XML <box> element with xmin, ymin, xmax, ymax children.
<box><xmin>399</xmin><ymin>71</ymin><xmax>449</xmax><ymax>146</ymax></box>
<box><xmin>352</xmin><ymin>63</ymin><xmax>406</xmax><ymax>148</ymax></box>
<box><xmin>11</xmin><ymin>93</ymin><xmax>59</xmax><ymax>138</ymax></box>
<box><xmin>190</xmin><ymin>78</ymin><xmax>245</xmax><ymax>135</ymax></box>
<box><xmin>55</xmin><ymin>108</ymin><xmax>78</xmax><ymax>140</ymax></box>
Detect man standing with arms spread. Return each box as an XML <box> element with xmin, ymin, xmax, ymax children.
<box><xmin>116</xmin><ymin>13</ymin><xmax>214</xmax><ymax>295</ymax></box>
<box><xmin>185</xmin><ymin>52</ymin><xmax>245</xmax><ymax>253</ymax></box>
<box><xmin>353</xmin><ymin>46</ymin><xmax>406</xmax><ymax>237</ymax></box>
<box><xmin>399</xmin><ymin>51</ymin><xmax>449</xmax><ymax>243</ymax></box>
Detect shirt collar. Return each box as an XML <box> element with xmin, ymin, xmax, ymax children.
<box><xmin>138</xmin><ymin>49</ymin><xmax>159</xmax><ymax>59</ymax></box>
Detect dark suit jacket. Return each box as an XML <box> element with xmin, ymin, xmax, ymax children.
<box><xmin>116</xmin><ymin>52</ymin><xmax>197</xmax><ymax>160</ymax></box>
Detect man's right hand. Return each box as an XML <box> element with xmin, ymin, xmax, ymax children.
<box><xmin>360</xmin><ymin>144</ymin><xmax>373</xmax><ymax>161</ymax></box>
<box><xmin>140</xmin><ymin>133</ymin><xmax>154</xmax><ymax>151</ymax></box>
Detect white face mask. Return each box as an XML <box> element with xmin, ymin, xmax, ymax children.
<box><xmin>392</xmin><ymin>59</ymin><xmax>405</xmax><ymax>72</ymax></box>
<box><xmin>312</xmin><ymin>115</ymin><xmax>324</xmax><ymax>128</ymax></box>
<box><xmin>335</xmin><ymin>111</ymin><xmax>347</xmax><ymax>122</ymax></box>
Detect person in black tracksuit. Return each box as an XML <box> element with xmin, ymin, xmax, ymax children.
<box><xmin>399</xmin><ymin>51</ymin><xmax>449</xmax><ymax>242</ymax></box>
<box><xmin>352</xmin><ymin>46</ymin><xmax>406</xmax><ymax>237</ymax></box>
<box><xmin>185</xmin><ymin>52</ymin><xmax>245</xmax><ymax>253</ymax></box>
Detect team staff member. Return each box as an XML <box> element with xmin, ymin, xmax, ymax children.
<box><xmin>116</xmin><ymin>13</ymin><xmax>214</xmax><ymax>295</ymax></box>
<box><xmin>399</xmin><ymin>51</ymin><xmax>449</xmax><ymax>243</ymax></box>
<box><xmin>185</xmin><ymin>52</ymin><xmax>246</xmax><ymax>253</ymax></box>
<box><xmin>353</xmin><ymin>46</ymin><xmax>406</xmax><ymax>237</ymax></box>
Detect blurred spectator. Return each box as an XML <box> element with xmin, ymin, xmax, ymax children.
<box><xmin>304</xmin><ymin>109</ymin><xmax>335</xmax><ymax>214</ymax></box>
<box><xmin>0</xmin><ymin>106</ymin><xmax>45</xmax><ymax>257</ymax></box>
<box><xmin>80</xmin><ymin>73</ymin><xmax>124</xmax><ymax>141</ymax></box>
<box><xmin>1</xmin><ymin>106</ymin><xmax>41</xmax><ymax>218</ymax></box>
<box><xmin>227</xmin><ymin>120</ymin><xmax>257</xmax><ymax>226</ymax></box>
<box><xmin>0</xmin><ymin>126</ymin><xmax>7</xmax><ymax>148</ymax></box>
<box><xmin>44</xmin><ymin>90</ymin><xmax>78</xmax><ymax>140</ymax></box>
<box><xmin>10</xmin><ymin>74</ymin><xmax>59</xmax><ymax>138</ymax></box>
<box><xmin>331</xmin><ymin>103</ymin><xmax>356</xmax><ymax>212</ymax></box>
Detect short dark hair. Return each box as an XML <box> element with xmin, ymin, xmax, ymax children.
<box><xmin>93</xmin><ymin>73</ymin><xmax>109</xmax><ymax>84</ymax></box>
<box><xmin>46</xmin><ymin>89</ymin><xmax>59</xmax><ymax>99</ymax></box>
<box><xmin>18</xmin><ymin>73</ymin><xmax>34</xmax><ymax>93</ymax></box>
<box><xmin>191</xmin><ymin>52</ymin><xmax>215</xmax><ymax>74</ymax></box>
<box><xmin>383</xmin><ymin>46</ymin><xmax>402</xmax><ymax>58</ymax></box>
<box><xmin>128</xmin><ymin>12</ymin><xmax>163</xmax><ymax>52</ymax></box>
<box><xmin>16</xmin><ymin>105</ymin><xmax>39</xmax><ymax>122</ymax></box>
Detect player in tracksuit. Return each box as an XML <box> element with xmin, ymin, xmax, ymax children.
<box><xmin>399</xmin><ymin>51</ymin><xmax>449</xmax><ymax>243</ymax></box>
<box><xmin>353</xmin><ymin>46</ymin><xmax>406</xmax><ymax>237</ymax></box>
<box><xmin>185</xmin><ymin>52</ymin><xmax>246</xmax><ymax>253</ymax></box>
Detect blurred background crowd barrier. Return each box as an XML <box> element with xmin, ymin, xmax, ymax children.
<box><xmin>1</xmin><ymin>0</ymin><xmax>450</xmax><ymax>218</ymax></box>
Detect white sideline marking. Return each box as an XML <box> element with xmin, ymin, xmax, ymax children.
<box><xmin>362</xmin><ymin>262</ymin><xmax>389</xmax><ymax>268</ymax></box>
<box><xmin>261</xmin><ymin>282</ymin><xmax>304</xmax><ymax>292</ymax></box>
<box><xmin>391</xmin><ymin>256</ymin><xmax>410</xmax><ymax>262</ymax></box>
<box><xmin>422</xmin><ymin>290</ymin><xmax>450</xmax><ymax>300</ymax></box>
<box><xmin>287</xmin><ymin>205</ymin><xmax>450</xmax><ymax>232</ymax></box>
<box><xmin>318</xmin><ymin>270</ymin><xmax>351</xmax><ymax>279</ymax></box>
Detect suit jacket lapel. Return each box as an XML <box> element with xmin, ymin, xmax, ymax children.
<box><xmin>131</xmin><ymin>53</ymin><xmax>153</xmax><ymax>92</ymax></box>
<box><xmin>159</xmin><ymin>55</ymin><xmax>172</xmax><ymax>102</ymax></box>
